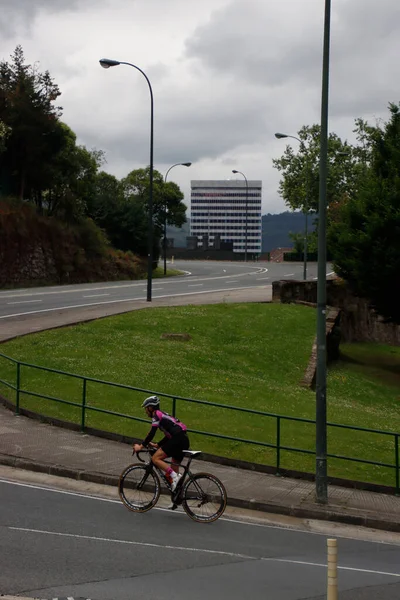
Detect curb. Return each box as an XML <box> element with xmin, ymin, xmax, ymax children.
<box><xmin>2</xmin><ymin>397</ymin><xmax>397</xmax><ymax>497</ymax></box>
<box><xmin>2</xmin><ymin>453</ymin><xmax>400</xmax><ymax>534</ymax></box>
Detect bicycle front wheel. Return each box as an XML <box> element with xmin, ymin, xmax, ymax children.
<box><xmin>118</xmin><ymin>464</ymin><xmax>160</xmax><ymax>513</ymax></box>
<box><xmin>182</xmin><ymin>472</ymin><xmax>227</xmax><ymax>523</ymax></box>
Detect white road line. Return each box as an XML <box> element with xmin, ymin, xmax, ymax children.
<box><xmin>8</xmin><ymin>526</ymin><xmax>400</xmax><ymax>578</ymax></box>
<box><xmin>262</xmin><ymin>556</ymin><xmax>400</xmax><ymax>578</ymax></box>
<box><xmin>82</xmin><ymin>294</ymin><xmax>110</xmax><ymax>298</ymax></box>
<box><xmin>9</xmin><ymin>526</ymin><xmax>251</xmax><ymax>559</ymax></box>
<box><xmin>0</xmin><ymin>296</ymin><xmax>146</xmax><ymax>319</ymax></box>
<box><xmin>0</xmin><ymin>285</ymin><xmax>270</xmax><ymax>320</ymax></box>
<box><xmin>256</xmin><ymin>277</ymin><xmax>269</xmax><ymax>281</ymax></box>
<box><xmin>2</xmin><ymin>478</ymin><xmax>400</xmax><ymax>547</ymax></box>
<box><xmin>284</xmin><ymin>273</ymin><xmax>295</xmax><ymax>277</ymax></box>
<box><xmin>7</xmin><ymin>299</ymin><xmax>43</xmax><ymax>305</ymax></box>
<box><xmin>0</xmin><ymin>283</ymin><xmax>146</xmax><ymax>299</ymax></box>
<box><xmin>188</xmin><ymin>284</ymin><xmax>204</xmax><ymax>287</ymax></box>
<box><xmin>0</xmin><ymin>268</ymin><xmax>269</xmax><ymax>300</ymax></box>
<box><xmin>227</xmin><ymin>280</ymin><xmax>239</xmax><ymax>283</ymax></box>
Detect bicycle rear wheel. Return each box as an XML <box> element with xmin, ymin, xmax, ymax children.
<box><xmin>118</xmin><ymin>464</ymin><xmax>160</xmax><ymax>513</ymax></box>
<box><xmin>182</xmin><ymin>472</ymin><xmax>227</xmax><ymax>523</ymax></box>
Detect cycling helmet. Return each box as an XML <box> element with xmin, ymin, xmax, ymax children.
<box><xmin>142</xmin><ymin>395</ymin><xmax>160</xmax><ymax>409</ymax></box>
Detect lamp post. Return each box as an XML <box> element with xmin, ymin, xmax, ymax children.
<box><xmin>163</xmin><ymin>162</ymin><xmax>192</xmax><ymax>275</ymax></box>
<box><xmin>99</xmin><ymin>57</ymin><xmax>154</xmax><ymax>302</ymax></box>
<box><xmin>275</xmin><ymin>132</ymin><xmax>309</xmax><ymax>281</ymax></box>
<box><xmin>315</xmin><ymin>0</ymin><xmax>331</xmax><ymax>504</ymax></box>
<box><xmin>232</xmin><ymin>170</ymin><xmax>249</xmax><ymax>261</ymax></box>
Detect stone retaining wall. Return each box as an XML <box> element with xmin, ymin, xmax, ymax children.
<box><xmin>273</xmin><ymin>279</ymin><xmax>400</xmax><ymax>345</ymax></box>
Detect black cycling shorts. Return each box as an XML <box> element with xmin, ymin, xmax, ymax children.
<box><xmin>160</xmin><ymin>432</ymin><xmax>189</xmax><ymax>462</ymax></box>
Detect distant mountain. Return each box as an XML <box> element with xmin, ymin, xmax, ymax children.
<box><xmin>262</xmin><ymin>211</ymin><xmax>316</xmax><ymax>252</ymax></box>
<box><xmin>167</xmin><ymin>212</ymin><xmax>316</xmax><ymax>251</ymax></box>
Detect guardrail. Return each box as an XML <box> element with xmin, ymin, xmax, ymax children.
<box><xmin>0</xmin><ymin>351</ymin><xmax>399</xmax><ymax>493</ymax></box>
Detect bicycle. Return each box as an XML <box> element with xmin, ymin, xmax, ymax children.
<box><xmin>118</xmin><ymin>447</ymin><xmax>227</xmax><ymax>523</ymax></box>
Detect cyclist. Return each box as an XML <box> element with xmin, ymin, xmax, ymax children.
<box><xmin>133</xmin><ymin>396</ymin><xmax>189</xmax><ymax>492</ymax></box>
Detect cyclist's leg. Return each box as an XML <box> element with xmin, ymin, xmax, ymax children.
<box><xmin>171</xmin><ymin>458</ymin><xmax>180</xmax><ymax>474</ymax></box>
<box><xmin>170</xmin><ymin>433</ymin><xmax>190</xmax><ymax>474</ymax></box>
<box><xmin>152</xmin><ymin>447</ymin><xmax>170</xmax><ymax>474</ymax></box>
<box><xmin>155</xmin><ymin>434</ymin><xmax>189</xmax><ymax>481</ymax></box>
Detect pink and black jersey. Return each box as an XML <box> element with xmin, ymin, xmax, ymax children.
<box><xmin>143</xmin><ymin>409</ymin><xmax>187</xmax><ymax>446</ymax></box>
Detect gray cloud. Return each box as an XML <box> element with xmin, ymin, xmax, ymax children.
<box><xmin>185</xmin><ymin>0</ymin><xmax>400</xmax><ymax>119</ymax></box>
<box><xmin>1</xmin><ymin>0</ymin><xmax>400</xmax><ymax>214</ymax></box>
<box><xmin>0</xmin><ymin>0</ymin><xmax>98</xmax><ymax>37</ymax></box>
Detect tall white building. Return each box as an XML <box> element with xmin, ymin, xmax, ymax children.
<box><xmin>190</xmin><ymin>180</ymin><xmax>262</xmax><ymax>255</ymax></box>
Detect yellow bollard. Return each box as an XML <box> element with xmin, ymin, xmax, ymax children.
<box><xmin>327</xmin><ymin>538</ymin><xmax>338</xmax><ymax>600</ymax></box>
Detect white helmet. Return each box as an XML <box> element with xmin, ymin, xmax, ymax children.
<box><xmin>142</xmin><ymin>395</ymin><xmax>160</xmax><ymax>409</ymax></box>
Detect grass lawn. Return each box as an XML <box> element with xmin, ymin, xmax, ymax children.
<box><xmin>0</xmin><ymin>303</ymin><xmax>399</xmax><ymax>487</ymax></box>
<box><xmin>152</xmin><ymin>267</ymin><xmax>184</xmax><ymax>278</ymax></box>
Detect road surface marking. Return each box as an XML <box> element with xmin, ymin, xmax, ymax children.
<box><xmin>188</xmin><ymin>284</ymin><xmax>204</xmax><ymax>287</ymax></box>
<box><xmin>284</xmin><ymin>273</ymin><xmax>294</xmax><ymax>276</ymax></box>
<box><xmin>0</xmin><ymin>283</ymin><xmax>146</xmax><ymax>299</ymax></box>
<box><xmin>0</xmin><ymin>268</ymin><xmax>269</xmax><ymax>300</ymax></box>
<box><xmin>0</xmin><ymin>286</ymin><xmax>270</xmax><ymax>320</ymax></box>
<box><xmin>7</xmin><ymin>300</ymin><xmax>43</xmax><ymax>305</ymax></box>
<box><xmin>10</xmin><ymin>526</ymin><xmax>251</xmax><ymax>559</ymax></box>
<box><xmin>2</xmin><ymin>479</ymin><xmax>399</xmax><ymax>547</ymax></box>
<box><xmin>82</xmin><ymin>294</ymin><xmax>110</xmax><ymax>298</ymax></box>
<box><xmin>8</xmin><ymin>526</ymin><xmax>400</xmax><ymax>578</ymax></box>
<box><xmin>256</xmin><ymin>277</ymin><xmax>269</xmax><ymax>280</ymax></box>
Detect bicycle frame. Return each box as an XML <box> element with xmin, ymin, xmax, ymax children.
<box><xmin>136</xmin><ymin>448</ymin><xmax>200</xmax><ymax>499</ymax></box>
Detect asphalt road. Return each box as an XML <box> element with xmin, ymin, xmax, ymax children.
<box><xmin>0</xmin><ymin>260</ymin><xmax>329</xmax><ymax>320</ymax></box>
<box><xmin>1</xmin><ymin>476</ymin><xmax>400</xmax><ymax>600</ymax></box>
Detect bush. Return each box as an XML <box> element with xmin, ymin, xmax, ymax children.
<box><xmin>0</xmin><ymin>199</ymin><xmax>146</xmax><ymax>287</ymax></box>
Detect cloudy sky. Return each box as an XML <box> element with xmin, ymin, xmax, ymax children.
<box><xmin>1</xmin><ymin>0</ymin><xmax>399</xmax><ymax>214</ymax></box>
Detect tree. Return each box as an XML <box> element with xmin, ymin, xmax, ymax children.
<box><xmin>328</xmin><ymin>103</ymin><xmax>400</xmax><ymax>323</ymax></box>
<box><xmin>121</xmin><ymin>167</ymin><xmax>187</xmax><ymax>252</ymax></box>
<box><xmin>35</xmin><ymin>123</ymin><xmax>101</xmax><ymax>222</ymax></box>
<box><xmin>0</xmin><ymin>45</ymin><xmax>63</xmax><ymax>199</ymax></box>
<box><xmin>272</xmin><ymin>125</ymin><xmax>360</xmax><ymax>214</ymax></box>
<box><xmin>0</xmin><ymin>120</ymin><xmax>11</xmax><ymax>153</ymax></box>
<box><xmin>289</xmin><ymin>230</ymin><xmax>318</xmax><ymax>254</ymax></box>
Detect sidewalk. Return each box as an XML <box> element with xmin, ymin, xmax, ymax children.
<box><xmin>1</xmin><ymin>285</ymin><xmax>400</xmax><ymax>534</ymax></box>
<box><xmin>1</xmin><ymin>401</ymin><xmax>400</xmax><ymax>532</ymax></box>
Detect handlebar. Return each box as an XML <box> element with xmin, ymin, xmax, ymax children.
<box><xmin>133</xmin><ymin>447</ymin><xmax>157</xmax><ymax>463</ymax></box>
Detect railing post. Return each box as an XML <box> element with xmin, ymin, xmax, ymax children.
<box><xmin>172</xmin><ymin>397</ymin><xmax>176</xmax><ymax>417</ymax></box>
<box><xmin>81</xmin><ymin>378</ymin><xmax>87</xmax><ymax>432</ymax></box>
<box><xmin>276</xmin><ymin>416</ymin><xmax>281</xmax><ymax>474</ymax></box>
<box><xmin>15</xmin><ymin>362</ymin><xmax>21</xmax><ymax>415</ymax></box>
<box><xmin>395</xmin><ymin>434</ymin><xmax>399</xmax><ymax>495</ymax></box>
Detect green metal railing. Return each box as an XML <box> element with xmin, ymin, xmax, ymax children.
<box><xmin>0</xmin><ymin>351</ymin><xmax>399</xmax><ymax>493</ymax></box>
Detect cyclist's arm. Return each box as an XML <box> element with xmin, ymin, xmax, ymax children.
<box><xmin>142</xmin><ymin>423</ymin><xmax>158</xmax><ymax>447</ymax></box>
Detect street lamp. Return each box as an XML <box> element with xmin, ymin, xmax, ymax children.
<box><xmin>163</xmin><ymin>162</ymin><xmax>192</xmax><ymax>275</ymax></box>
<box><xmin>275</xmin><ymin>132</ymin><xmax>309</xmax><ymax>281</ymax></box>
<box><xmin>315</xmin><ymin>0</ymin><xmax>331</xmax><ymax>504</ymax></box>
<box><xmin>232</xmin><ymin>170</ymin><xmax>249</xmax><ymax>261</ymax></box>
<box><xmin>99</xmin><ymin>57</ymin><xmax>154</xmax><ymax>302</ymax></box>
